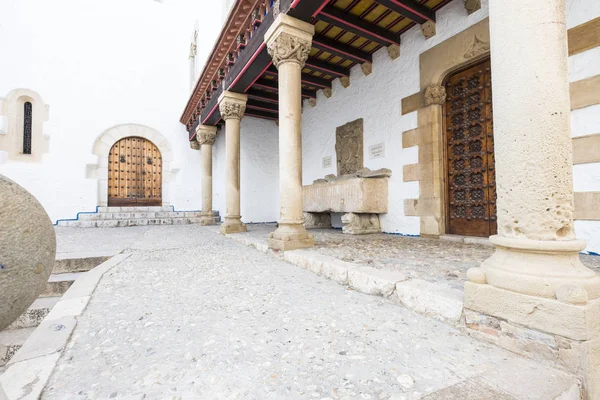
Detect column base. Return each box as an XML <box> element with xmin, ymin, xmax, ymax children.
<box><xmin>464</xmin><ymin>281</ymin><xmax>600</xmax><ymax>398</ymax></box>
<box><xmin>200</xmin><ymin>215</ymin><xmax>217</xmax><ymax>226</ymax></box>
<box><xmin>469</xmin><ymin>235</ymin><xmax>600</xmax><ymax>300</ymax></box>
<box><xmin>219</xmin><ymin>217</ymin><xmax>247</xmax><ymax>234</ymax></box>
<box><xmin>268</xmin><ymin>222</ymin><xmax>315</xmax><ymax>251</ymax></box>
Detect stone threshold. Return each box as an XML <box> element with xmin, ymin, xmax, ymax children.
<box><xmin>0</xmin><ymin>254</ymin><xmax>131</xmax><ymax>399</ymax></box>
<box><xmin>439</xmin><ymin>234</ymin><xmax>494</xmax><ymax>247</ymax></box>
<box><xmin>219</xmin><ymin>229</ymin><xmax>589</xmax><ymax>388</ymax></box>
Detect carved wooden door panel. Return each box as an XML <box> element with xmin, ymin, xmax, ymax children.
<box><xmin>108</xmin><ymin>137</ymin><xmax>162</xmax><ymax>207</ymax></box>
<box><xmin>445</xmin><ymin>59</ymin><xmax>497</xmax><ymax>237</ymax></box>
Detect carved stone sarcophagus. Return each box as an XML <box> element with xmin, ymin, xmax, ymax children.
<box><xmin>302</xmin><ymin>169</ymin><xmax>390</xmax><ymax>234</ymax></box>
<box><xmin>303</xmin><ymin>177</ymin><xmax>388</xmax><ymax>214</ymax></box>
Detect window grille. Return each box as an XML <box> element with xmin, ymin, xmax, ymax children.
<box><xmin>23</xmin><ymin>102</ymin><xmax>32</xmax><ymax>154</ymax></box>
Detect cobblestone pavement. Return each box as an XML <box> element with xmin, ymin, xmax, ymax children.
<box><xmin>42</xmin><ymin>225</ymin><xmax>574</xmax><ymax>399</ymax></box>
<box><xmin>234</xmin><ymin>224</ymin><xmax>600</xmax><ymax>291</ymax></box>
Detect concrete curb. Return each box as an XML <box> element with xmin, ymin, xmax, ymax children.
<box><xmin>0</xmin><ymin>253</ymin><xmax>131</xmax><ymax>400</ymax></box>
<box><xmin>221</xmin><ymin>231</ymin><xmax>465</xmax><ymax>325</ymax></box>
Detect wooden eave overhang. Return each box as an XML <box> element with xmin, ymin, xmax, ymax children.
<box><xmin>182</xmin><ymin>0</ymin><xmax>455</xmax><ymax>141</ymax></box>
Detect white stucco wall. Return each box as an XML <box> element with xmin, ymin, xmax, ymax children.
<box><xmin>213</xmin><ymin>116</ymin><xmax>280</xmax><ymax>223</ymax></box>
<box><xmin>301</xmin><ymin>0</ymin><xmax>600</xmax><ymax>253</ymax></box>
<box><xmin>568</xmin><ymin>0</ymin><xmax>600</xmax><ymax>254</ymax></box>
<box><xmin>302</xmin><ymin>0</ymin><xmax>491</xmax><ymax>237</ymax></box>
<box><xmin>0</xmin><ymin>0</ymin><xmax>222</xmax><ymax>222</ymax></box>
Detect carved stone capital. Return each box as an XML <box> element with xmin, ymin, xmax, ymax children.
<box><xmin>424</xmin><ymin>85</ymin><xmax>447</xmax><ymax>106</ymax></box>
<box><xmin>218</xmin><ymin>91</ymin><xmax>248</xmax><ymax>121</ymax></box>
<box><xmin>189</xmin><ymin>140</ymin><xmax>200</xmax><ymax>150</ymax></box>
<box><xmin>196</xmin><ymin>125</ymin><xmax>217</xmax><ymax>145</ymax></box>
<box><xmin>265</xmin><ymin>14</ymin><xmax>315</xmax><ymax>69</ymax></box>
<box><xmin>267</xmin><ymin>32</ymin><xmax>312</xmax><ymax>68</ymax></box>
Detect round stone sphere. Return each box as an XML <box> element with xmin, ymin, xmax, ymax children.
<box><xmin>0</xmin><ymin>175</ymin><xmax>56</xmax><ymax>331</ymax></box>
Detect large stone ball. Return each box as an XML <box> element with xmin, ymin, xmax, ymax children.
<box><xmin>0</xmin><ymin>175</ymin><xmax>56</xmax><ymax>331</ymax></box>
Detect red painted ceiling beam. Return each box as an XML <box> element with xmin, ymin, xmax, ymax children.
<box><xmin>374</xmin><ymin>0</ymin><xmax>435</xmax><ymax>25</ymax></box>
<box><xmin>317</xmin><ymin>5</ymin><xmax>400</xmax><ymax>46</ymax></box>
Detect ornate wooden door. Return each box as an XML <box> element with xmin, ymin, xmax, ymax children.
<box><xmin>108</xmin><ymin>137</ymin><xmax>162</xmax><ymax>207</ymax></box>
<box><xmin>445</xmin><ymin>59</ymin><xmax>497</xmax><ymax>237</ymax></box>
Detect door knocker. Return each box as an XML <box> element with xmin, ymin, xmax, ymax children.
<box><xmin>120</xmin><ymin>155</ymin><xmax>126</xmax><ymax>163</ymax></box>
<box><xmin>147</xmin><ymin>157</ymin><xmax>153</xmax><ymax>165</ymax></box>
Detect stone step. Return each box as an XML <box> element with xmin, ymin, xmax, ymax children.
<box><xmin>53</xmin><ymin>255</ymin><xmax>111</xmax><ymax>274</ymax></box>
<box><xmin>77</xmin><ymin>211</ymin><xmax>205</xmax><ymax>221</ymax></box>
<box><xmin>40</xmin><ymin>273</ymin><xmax>83</xmax><ymax>297</ymax></box>
<box><xmin>57</xmin><ymin>216</ymin><xmax>221</xmax><ymax>228</ymax></box>
<box><xmin>7</xmin><ymin>297</ymin><xmax>61</xmax><ymax>330</ymax></box>
<box><xmin>0</xmin><ymin>327</ymin><xmax>36</xmax><ymax>367</ymax></box>
<box><xmin>97</xmin><ymin>206</ymin><xmax>172</xmax><ymax>213</ymax></box>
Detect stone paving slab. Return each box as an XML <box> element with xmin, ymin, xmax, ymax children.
<box><xmin>41</xmin><ymin>225</ymin><xmax>578</xmax><ymax>399</ymax></box>
<box><xmin>232</xmin><ymin>224</ymin><xmax>600</xmax><ymax>292</ymax></box>
<box><xmin>0</xmin><ymin>254</ymin><xmax>131</xmax><ymax>399</ymax></box>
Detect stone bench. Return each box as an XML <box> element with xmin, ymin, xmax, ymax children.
<box><xmin>302</xmin><ymin>169</ymin><xmax>390</xmax><ymax>234</ymax></box>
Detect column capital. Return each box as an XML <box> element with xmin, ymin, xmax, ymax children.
<box><xmin>265</xmin><ymin>14</ymin><xmax>315</xmax><ymax>68</ymax></box>
<box><xmin>189</xmin><ymin>140</ymin><xmax>200</xmax><ymax>150</ymax></box>
<box><xmin>218</xmin><ymin>91</ymin><xmax>248</xmax><ymax>121</ymax></box>
<box><xmin>196</xmin><ymin>125</ymin><xmax>217</xmax><ymax>145</ymax></box>
<box><xmin>424</xmin><ymin>85</ymin><xmax>447</xmax><ymax>106</ymax></box>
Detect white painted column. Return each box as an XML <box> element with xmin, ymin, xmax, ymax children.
<box><xmin>196</xmin><ymin>125</ymin><xmax>217</xmax><ymax>225</ymax></box>
<box><xmin>265</xmin><ymin>14</ymin><xmax>315</xmax><ymax>251</ymax></box>
<box><xmin>218</xmin><ymin>91</ymin><xmax>248</xmax><ymax>234</ymax></box>
<box><xmin>467</xmin><ymin>0</ymin><xmax>600</xmax><ymax>300</ymax></box>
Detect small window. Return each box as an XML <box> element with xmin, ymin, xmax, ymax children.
<box><xmin>23</xmin><ymin>101</ymin><xmax>32</xmax><ymax>154</ymax></box>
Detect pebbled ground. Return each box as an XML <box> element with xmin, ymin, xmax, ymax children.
<box><xmin>44</xmin><ymin>225</ymin><xmax>576</xmax><ymax>400</ymax></box>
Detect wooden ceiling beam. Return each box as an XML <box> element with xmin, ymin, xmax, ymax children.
<box><xmin>374</xmin><ymin>0</ymin><xmax>435</xmax><ymax>25</ymax></box>
<box><xmin>245</xmin><ymin>109</ymin><xmax>279</xmax><ymax>121</ymax></box>
<box><xmin>252</xmin><ymin>78</ymin><xmax>317</xmax><ymax>98</ymax></box>
<box><xmin>246</xmin><ymin>88</ymin><xmax>279</xmax><ymax>104</ymax></box>
<box><xmin>247</xmin><ymin>98</ymin><xmax>278</xmax><ymax>113</ymax></box>
<box><xmin>312</xmin><ymin>35</ymin><xmax>373</xmax><ymax>64</ymax></box>
<box><xmin>305</xmin><ymin>57</ymin><xmax>350</xmax><ymax>77</ymax></box>
<box><xmin>317</xmin><ymin>5</ymin><xmax>400</xmax><ymax>46</ymax></box>
<box><xmin>265</xmin><ymin>66</ymin><xmax>332</xmax><ymax>89</ymax></box>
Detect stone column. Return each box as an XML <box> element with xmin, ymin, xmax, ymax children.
<box><xmin>466</xmin><ymin>0</ymin><xmax>600</xmax><ymax>395</ymax></box>
<box><xmin>265</xmin><ymin>15</ymin><xmax>315</xmax><ymax>251</ymax></box>
<box><xmin>218</xmin><ymin>91</ymin><xmax>248</xmax><ymax>234</ymax></box>
<box><xmin>196</xmin><ymin>125</ymin><xmax>217</xmax><ymax>226</ymax></box>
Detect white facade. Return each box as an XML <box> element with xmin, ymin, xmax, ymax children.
<box><xmin>1</xmin><ymin>0</ymin><xmax>598</xmax><ymax>253</ymax></box>
<box><xmin>0</xmin><ymin>0</ymin><xmax>221</xmax><ymax>221</ymax></box>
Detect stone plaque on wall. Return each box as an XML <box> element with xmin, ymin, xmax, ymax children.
<box><xmin>335</xmin><ymin>118</ymin><xmax>364</xmax><ymax>176</ymax></box>
<box><xmin>369</xmin><ymin>143</ymin><xmax>385</xmax><ymax>159</ymax></box>
<box><xmin>322</xmin><ymin>156</ymin><xmax>332</xmax><ymax>169</ymax></box>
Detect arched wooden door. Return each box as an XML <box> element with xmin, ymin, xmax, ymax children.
<box><xmin>108</xmin><ymin>137</ymin><xmax>162</xmax><ymax>207</ymax></box>
<box><xmin>444</xmin><ymin>59</ymin><xmax>497</xmax><ymax>237</ymax></box>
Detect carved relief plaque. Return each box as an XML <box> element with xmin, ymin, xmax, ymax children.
<box><xmin>335</xmin><ymin>118</ymin><xmax>364</xmax><ymax>176</ymax></box>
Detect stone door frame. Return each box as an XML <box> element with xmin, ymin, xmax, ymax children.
<box><xmin>87</xmin><ymin>124</ymin><xmax>178</xmax><ymax>207</ymax></box>
<box><xmin>402</xmin><ymin>18</ymin><xmax>491</xmax><ymax>237</ymax></box>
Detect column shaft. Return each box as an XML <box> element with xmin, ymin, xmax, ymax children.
<box><xmin>490</xmin><ymin>0</ymin><xmax>574</xmax><ymax>242</ymax></box>
<box><xmin>200</xmin><ymin>144</ymin><xmax>214</xmax><ymax>225</ymax></box>
<box><xmin>225</xmin><ymin>118</ymin><xmax>241</xmax><ymax>220</ymax></box>
<box><xmin>468</xmin><ymin>0</ymin><xmax>600</xmax><ymax>301</ymax></box>
<box><xmin>278</xmin><ymin>61</ymin><xmax>304</xmax><ymax>225</ymax></box>
<box><xmin>265</xmin><ymin>14</ymin><xmax>315</xmax><ymax>251</ymax></box>
<box><xmin>218</xmin><ymin>91</ymin><xmax>247</xmax><ymax>234</ymax></box>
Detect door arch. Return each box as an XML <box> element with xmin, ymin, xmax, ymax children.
<box><xmin>108</xmin><ymin>136</ymin><xmax>162</xmax><ymax>207</ymax></box>
<box><xmin>444</xmin><ymin>58</ymin><xmax>497</xmax><ymax>237</ymax></box>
